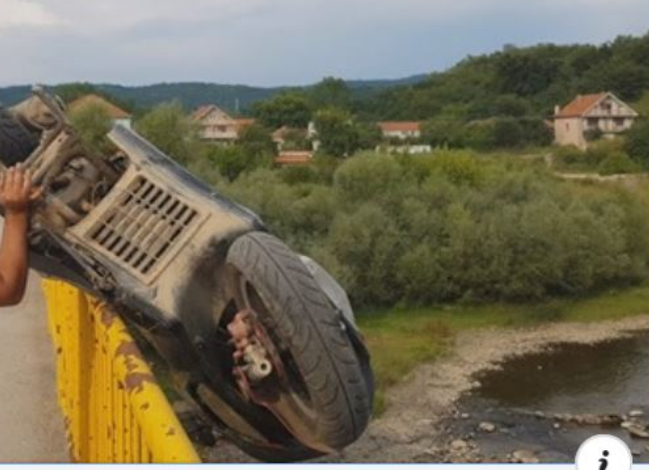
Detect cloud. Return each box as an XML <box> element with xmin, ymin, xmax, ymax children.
<box><xmin>33</xmin><ymin>0</ymin><xmax>269</xmax><ymax>33</ymax></box>
<box><xmin>0</xmin><ymin>0</ymin><xmax>646</xmax><ymax>86</ymax></box>
<box><xmin>0</xmin><ymin>0</ymin><xmax>61</xmax><ymax>28</ymax></box>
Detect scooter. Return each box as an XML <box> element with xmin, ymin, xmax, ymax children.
<box><xmin>0</xmin><ymin>88</ymin><xmax>374</xmax><ymax>461</ymax></box>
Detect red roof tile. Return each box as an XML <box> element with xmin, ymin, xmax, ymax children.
<box><xmin>555</xmin><ymin>93</ymin><xmax>607</xmax><ymax>118</ymax></box>
<box><xmin>191</xmin><ymin>105</ymin><xmax>234</xmax><ymax>122</ymax></box>
<box><xmin>234</xmin><ymin>119</ymin><xmax>255</xmax><ymax>132</ymax></box>
<box><xmin>275</xmin><ymin>151</ymin><xmax>313</xmax><ymax>165</ymax></box>
<box><xmin>378</xmin><ymin>121</ymin><xmax>421</xmax><ymax>133</ymax></box>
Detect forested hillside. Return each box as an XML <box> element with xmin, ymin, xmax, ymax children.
<box><xmin>0</xmin><ymin>75</ymin><xmax>427</xmax><ymax>111</ymax></box>
<box><xmin>357</xmin><ymin>33</ymin><xmax>649</xmax><ymax>120</ymax></box>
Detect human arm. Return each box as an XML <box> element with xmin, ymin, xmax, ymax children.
<box><xmin>0</xmin><ymin>165</ymin><xmax>40</xmax><ymax>306</ymax></box>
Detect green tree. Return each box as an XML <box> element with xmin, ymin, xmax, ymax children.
<box><xmin>356</xmin><ymin>122</ymin><xmax>382</xmax><ymax>150</ymax></box>
<box><xmin>634</xmin><ymin>91</ymin><xmax>649</xmax><ymax>117</ymax></box>
<box><xmin>598</xmin><ymin>151</ymin><xmax>641</xmax><ymax>175</ymax></box>
<box><xmin>56</xmin><ymin>82</ymin><xmax>101</xmax><ymax>103</ymax></box>
<box><xmin>279</xmin><ymin>128</ymin><xmax>310</xmax><ymax>151</ymax></box>
<box><xmin>135</xmin><ymin>102</ymin><xmax>198</xmax><ymax>164</ymax></box>
<box><xmin>204</xmin><ymin>125</ymin><xmax>274</xmax><ymax>181</ymax></box>
<box><xmin>421</xmin><ymin>119</ymin><xmax>465</xmax><ymax>148</ymax></box>
<box><xmin>203</xmin><ymin>146</ymin><xmax>266</xmax><ymax>182</ymax></box>
<box><xmin>252</xmin><ymin>92</ymin><xmax>311</xmax><ymax>129</ymax></box>
<box><xmin>600</xmin><ymin>60</ymin><xmax>649</xmax><ymax>102</ymax></box>
<box><xmin>492</xmin><ymin>118</ymin><xmax>524</xmax><ymax>148</ymax></box>
<box><xmin>625</xmin><ymin>119</ymin><xmax>649</xmax><ymax>168</ymax></box>
<box><xmin>68</xmin><ymin>103</ymin><xmax>113</xmax><ymax>155</ymax></box>
<box><xmin>55</xmin><ymin>82</ymin><xmax>135</xmax><ymax>112</ymax></box>
<box><xmin>496</xmin><ymin>50</ymin><xmax>561</xmax><ymax>96</ymax></box>
<box><xmin>493</xmin><ymin>95</ymin><xmax>530</xmax><ymax>117</ymax></box>
<box><xmin>308</xmin><ymin>77</ymin><xmax>352</xmax><ymax>111</ymax></box>
<box><xmin>313</xmin><ymin>108</ymin><xmax>361</xmax><ymax>157</ymax></box>
<box><xmin>238</xmin><ymin>123</ymin><xmax>276</xmax><ymax>156</ymax></box>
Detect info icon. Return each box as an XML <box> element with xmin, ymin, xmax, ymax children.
<box><xmin>576</xmin><ymin>435</ymin><xmax>632</xmax><ymax>470</ymax></box>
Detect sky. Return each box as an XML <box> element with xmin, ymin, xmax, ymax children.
<box><xmin>0</xmin><ymin>0</ymin><xmax>647</xmax><ymax>87</ymax></box>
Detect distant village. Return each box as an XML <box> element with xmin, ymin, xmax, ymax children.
<box><xmin>69</xmin><ymin>91</ymin><xmax>639</xmax><ymax>165</ymax></box>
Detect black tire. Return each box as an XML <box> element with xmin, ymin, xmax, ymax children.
<box><xmin>0</xmin><ymin>107</ymin><xmax>38</xmax><ymax>166</ymax></box>
<box><xmin>225</xmin><ymin>232</ymin><xmax>372</xmax><ymax>452</ymax></box>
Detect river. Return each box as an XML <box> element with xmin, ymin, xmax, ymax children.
<box><xmin>451</xmin><ymin>331</ymin><xmax>649</xmax><ymax>462</ymax></box>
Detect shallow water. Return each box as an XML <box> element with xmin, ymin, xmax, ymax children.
<box><xmin>453</xmin><ymin>330</ymin><xmax>649</xmax><ymax>462</ymax></box>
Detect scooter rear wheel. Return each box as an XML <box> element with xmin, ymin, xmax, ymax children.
<box><xmin>224</xmin><ymin>232</ymin><xmax>372</xmax><ymax>455</ymax></box>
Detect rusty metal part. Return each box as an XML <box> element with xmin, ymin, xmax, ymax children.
<box><xmin>227</xmin><ymin>310</ymin><xmax>275</xmax><ymax>388</ymax></box>
<box><xmin>227</xmin><ymin>309</ymin><xmax>332</xmax><ymax>453</ymax></box>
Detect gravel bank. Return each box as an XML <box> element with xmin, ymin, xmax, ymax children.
<box><xmin>336</xmin><ymin>314</ymin><xmax>649</xmax><ymax>462</ymax></box>
<box><xmin>204</xmin><ymin>314</ymin><xmax>649</xmax><ymax>462</ymax></box>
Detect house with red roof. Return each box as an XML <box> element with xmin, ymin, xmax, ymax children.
<box><xmin>191</xmin><ymin>105</ymin><xmax>254</xmax><ymax>144</ymax></box>
<box><xmin>275</xmin><ymin>150</ymin><xmax>313</xmax><ymax>166</ymax></box>
<box><xmin>68</xmin><ymin>94</ymin><xmax>133</xmax><ymax>129</ymax></box>
<box><xmin>378</xmin><ymin>121</ymin><xmax>421</xmax><ymax>140</ymax></box>
<box><xmin>553</xmin><ymin>92</ymin><xmax>638</xmax><ymax>149</ymax></box>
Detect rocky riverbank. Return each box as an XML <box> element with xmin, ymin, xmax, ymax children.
<box><xmin>201</xmin><ymin>314</ymin><xmax>649</xmax><ymax>463</ymax></box>
<box><xmin>335</xmin><ymin>314</ymin><xmax>649</xmax><ymax>462</ymax></box>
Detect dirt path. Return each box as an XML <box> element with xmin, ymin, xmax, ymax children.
<box><xmin>0</xmin><ymin>271</ymin><xmax>68</xmax><ymax>462</ymax></box>
<box><xmin>333</xmin><ymin>315</ymin><xmax>649</xmax><ymax>462</ymax></box>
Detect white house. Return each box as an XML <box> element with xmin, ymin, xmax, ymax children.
<box><xmin>191</xmin><ymin>105</ymin><xmax>254</xmax><ymax>143</ymax></box>
<box><xmin>378</xmin><ymin>121</ymin><xmax>421</xmax><ymax>140</ymax></box>
<box><xmin>553</xmin><ymin>92</ymin><xmax>638</xmax><ymax>149</ymax></box>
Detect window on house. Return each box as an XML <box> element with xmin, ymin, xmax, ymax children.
<box><xmin>587</xmin><ymin>118</ymin><xmax>598</xmax><ymax>128</ymax></box>
<box><xmin>217</xmin><ymin>125</ymin><xmax>227</xmax><ymax>132</ymax></box>
<box><xmin>565</xmin><ymin>123</ymin><xmax>570</xmax><ymax>131</ymax></box>
<box><xmin>601</xmin><ymin>103</ymin><xmax>612</xmax><ymax>114</ymax></box>
<box><xmin>614</xmin><ymin>117</ymin><xmax>624</xmax><ymax>127</ymax></box>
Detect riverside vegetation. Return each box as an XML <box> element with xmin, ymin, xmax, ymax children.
<box><xmin>67</xmin><ymin>97</ymin><xmax>649</xmax><ymax>413</ymax></box>
<box><xmin>202</xmin><ymin>153</ymin><xmax>649</xmax><ymax>412</ymax></box>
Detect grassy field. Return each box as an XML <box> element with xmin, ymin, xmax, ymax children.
<box><xmin>358</xmin><ymin>285</ymin><xmax>649</xmax><ymax>414</ymax></box>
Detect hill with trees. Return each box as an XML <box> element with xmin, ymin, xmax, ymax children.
<box><xmin>357</xmin><ymin>33</ymin><xmax>649</xmax><ymax>121</ymax></box>
<box><xmin>0</xmin><ymin>74</ymin><xmax>427</xmax><ymax>111</ymax></box>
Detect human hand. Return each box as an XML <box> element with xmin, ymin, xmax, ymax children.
<box><xmin>0</xmin><ymin>164</ymin><xmax>43</xmax><ymax>215</ymax></box>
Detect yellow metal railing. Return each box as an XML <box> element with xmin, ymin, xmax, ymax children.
<box><xmin>42</xmin><ymin>279</ymin><xmax>201</xmax><ymax>463</ymax></box>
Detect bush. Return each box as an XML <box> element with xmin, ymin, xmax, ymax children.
<box><xmin>333</xmin><ymin>152</ymin><xmax>406</xmax><ymax>202</ymax></box>
<box><xmin>204</xmin><ymin>144</ymin><xmax>273</xmax><ymax>182</ymax></box>
<box><xmin>584</xmin><ymin>128</ymin><xmax>604</xmax><ymax>142</ymax></box>
<box><xmin>68</xmin><ymin>103</ymin><xmax>114</xmax><ymax>154</ymax></box>
<box><xmin>313</xmin><ymin>107</ymin><xmax>362</xmax><ymax>157</ymax></box>
<box><xmin>519</xmin><ymin>118</ymin><xmax>553</xmax><ymax>147</ymax></box>
<box><xmin>598</xmin><ymin>152</ymin><xmax>642</xmax><ymax>175</ymax></box>
<box><xmin>554</xmin><ymin>139</ymin><xmax>640</xmax><ymax>175</ymax></box>
<box><xmin>586</xmin><ymin>138</ymin><xmax>626</xmax><ymax>165</ymax></box>
<box><xmin>553</xmin><ymin>145</ymin><xmax>585</xmax><ymax>170</ymax></box>
<box><xmin>492</xmin><ymin>118</ymin><xmax>524</xmax><ymax>148</ymax></box>
<box><xmin>221</xmin><ymin>150</ymin><xmax>649</xmax><ymax>308</ymax></box>
<box><xmin>421</xmin><ymin>119</ymin><xmax>465</xmax><ymax>148</ymax></box>
<box><xmin>625</xmin><ymin>119</ymin><xmax>649</xmax><ymax>168</ymax></box>
<box><xmin>135</xmin><ymin>102</ymin><xmax>198</xmax><ymax>164</ymax></box>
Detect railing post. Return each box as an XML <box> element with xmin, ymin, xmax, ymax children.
<box><xmin>42</xmin><ymin>280</ymin><xmax>201</xmax><ymax>463</ymax></box>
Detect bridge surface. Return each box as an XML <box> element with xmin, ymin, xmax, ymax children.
<box><xmin>0</xmin><ymin>271</ymin><xmax>67</xmax><ymax>462</ymax></box>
